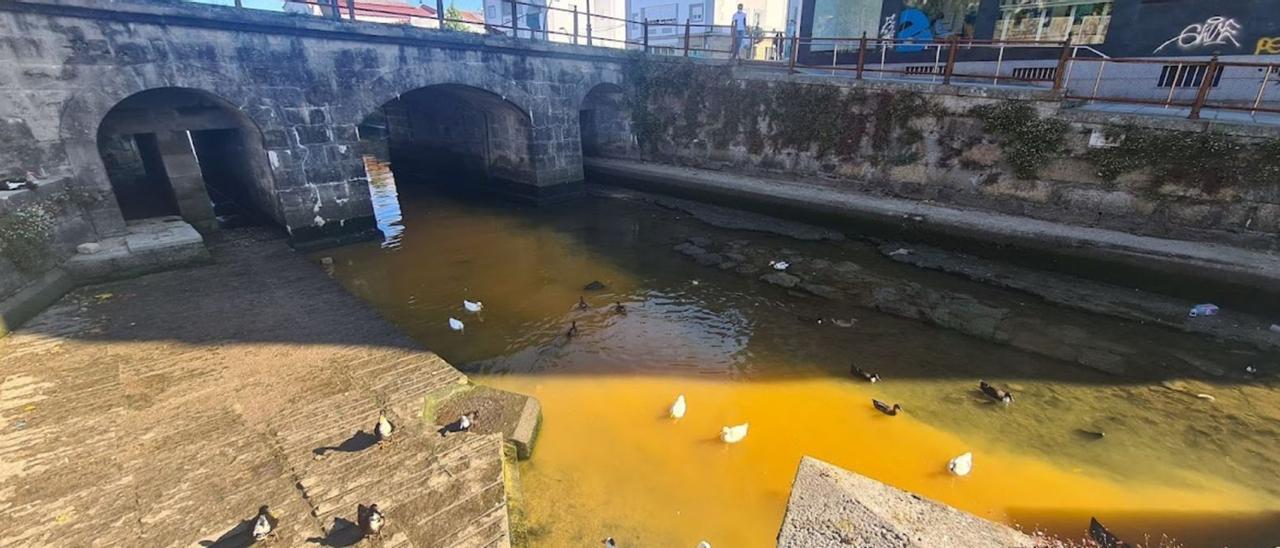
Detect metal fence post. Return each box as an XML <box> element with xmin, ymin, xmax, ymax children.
<box><xmin>573</xmin><ymin>6</ymin><xmax>580</xmax><ymax>45</ymax></box>
<box><xmin>941</xmin><ymin>35</ymin><xmax>959</xmax><ymax>85</ymax></box>
<box><xmin>683</xmin><ymin>20</ymin><xmax>691</xmax><ymax>56</ymax></box>
<box><xmin>510</xmin><ymin>0</ymin><xmax>519</xmax><ymax>35</ymax></box>
<box><xmin>333</xmin><ymin>0</ymin><xmax>342</xmax><ymax>19</ymax></box>
<box><xmin>1051</xmin><ymin>35</ymin><xmax>1072</xmax><ymax>91</ymax></box>
<box><xmin>436</xmin><ymin>0</ymin><xmax>445</xmax><ymax>27</ymax></box>
<box><xmin>1189</xmin><ymin>55</ymin><xmax>1220</xmax><ymax>120</ymax></box>
<box><xmin>788</xmin><ymin>34</ymin><xmax>799</xmax><ymax>72</ymax></box>
<box><xmin>234</xmin><ymin>0</ymin><xmax>243</xmax><ymax>7</ymax></box>
<box><xmin>585</xmin><ymin>0</ymin><xmax>593</xmax><ymax>46</ymax></box>
<box><xmin>856</xmin><ymin>31</ymin><xmax>867</xmax><ymax>80</ymax></box>
<box><xmin>729</xmin><ymin>20</ymin><xmax>737</xmax><ymax>60</ymax></box>
<box><xmin>643</xmin><ymin>19</ymin><xmax>650</xmax><ymax>53</ymax></box>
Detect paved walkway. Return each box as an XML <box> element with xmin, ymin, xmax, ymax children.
<box><xmin>0</xmin><ymin>229</ymin><xmax>521</xmax><ymax>547</ymax></box>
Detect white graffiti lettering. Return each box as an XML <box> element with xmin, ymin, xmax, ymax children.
<box><xmin>879</xmin><ymin>13</ymin><xmax>896</xmax><ymax>41</ymax></box>
<box><xmin>1154</xmin><ymin>16</ymin><xmax>1242</xmax><ymax>53</ymax></box>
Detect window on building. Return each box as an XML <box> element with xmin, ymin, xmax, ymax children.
<box><xmin>897</xmin><ymin>0</ymin><xmax>979</xmax><ymax>40</ymax></box>
<box><xmin>996</xmin><ymin>0</ymin><xmax>1113</xmax><ymax>44</ymax></box>
<box><xmin>689</xmin><ymin>4</ymin><xmax>703</xmax><ymax>23</ymax></box>
<box><xmin>809</xmin><ymin>0</ymin><xmax>881</xmax><ymax>52</ymax></box>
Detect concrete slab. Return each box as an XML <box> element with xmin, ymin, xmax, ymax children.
<box><xmin>777</xmin><ymin>456</ymin><xmax>1038</xmax><ymax>548</ymax></box>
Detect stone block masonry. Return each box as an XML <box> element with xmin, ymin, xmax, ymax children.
<box><xmin>614</xmin><ymin>59</ymin><xmax>1280</xmax><ymax>252</ymax></box>
<box><xmin>0</xmin><ymin>0</ymin><xmax>629</xmax><ymax>249</ymax></box>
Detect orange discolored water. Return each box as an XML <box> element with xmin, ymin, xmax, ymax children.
<box><xmin>317</xmin><ymin>160</ymin><xmax>1280</xmax><ymax>547</ymax></box>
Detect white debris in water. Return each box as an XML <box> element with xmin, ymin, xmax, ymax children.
<box><xmin>1195</xmin><ymin>393</ymin><xmax>1216</xmax><ymax>401</ymax></box>
<box><xmin>888</xmin><ymin>248</ymin><xmax>912</xmax><ymax>257</ymax></box>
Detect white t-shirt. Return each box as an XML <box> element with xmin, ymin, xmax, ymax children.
<box><xmin>732</xmin><ymin>10</ymin><xmax>747</xmax><ymax>31</ymax></box>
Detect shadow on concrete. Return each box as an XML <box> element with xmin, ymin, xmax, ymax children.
<box><xmin>313</xmin><ymin>430</ymin><xmax>379</xmax><ymax>457</ymax></box>
<box><xmin>197</xmin><ymin>518</ymin><xmax>254</xmax><ymax>547</ymax></box>
<box><xmin>305</xmin><ymin>517</ymin><xmax>363</xmax><ymax>547</ymax></box>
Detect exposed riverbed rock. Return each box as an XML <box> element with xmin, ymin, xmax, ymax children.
<box><xmin>800</xmin><ymin>283</ymin><xmax>843</xmax><ymax>300</ymax></box>
<box><xmin>695</xmin><ymin>253</ymin><xmax>725</xmax><ymax>267</ymax></box>
<box><xmin>761</xmin><ymin>272</ymin><xmax>802</xmax><ymax>289</ymax></box>
<box><xmin>673</xmin><ymin>242</ymin><xmax>708</xmax><ymax>257</ymax></box>
<box><xmin>686</xmin><ymin>236</ymin><xmax>713</xmax><ymax>248</ymax></box>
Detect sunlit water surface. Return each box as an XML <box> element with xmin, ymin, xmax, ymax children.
<box><xmin>315</xmin><ymin>158</ymin><xmax>1280</xmax><ymax>547</ymax></box>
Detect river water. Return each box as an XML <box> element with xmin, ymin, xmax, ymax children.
<box><xmin>315</xmin><ymin>157</ymin><xmax>1280</xmax><ymax>547</ymax></box>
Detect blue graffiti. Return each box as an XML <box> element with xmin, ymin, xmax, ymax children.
<box><xmin>894</xmin><ymin>8</ymin><xmax>949</xmax><ymax>52</ymax></box>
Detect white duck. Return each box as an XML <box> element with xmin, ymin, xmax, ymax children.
<box><xmin>720</xmin><ymin>423</ymin><xmax>749</xmax><ymax>444</ymax></box>
<box><xmin>669</xmin><ymin>394</ymin><xmax>687</xmax><ymax>419</ymax></box>
<box><xmin>463</xmin><ymin>300</ymin><xmax>483</xmax><ymax>313</ymax></box>
<box><xmin>769</xmin><ymin>260</ymin><xmax>790</xmax><ymax>271</ymax></box>
<box><xmin>448</xmin><ymin>318</ymin><xmax>465</xmax><ymax>331</ymax></box>
<box><xmin>948</xmin><ymin>452</ymin><xmax>973</xmax><ymax>477</ymax></box>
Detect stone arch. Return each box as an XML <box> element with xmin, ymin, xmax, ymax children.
<box><xmin>58</xmin><ymin>72</ymin><xmax>278</xmax><ymax>237</ymax></box>
<box><xmin>92</xmin><ymin>87</ymin><xmax>280</xmax><ymax>234</ymax></box>
<box><xmin>578</xmin><ymin>82</ymin><xmax>635</xmax><ymax>159</ymax></box>
<box><xmin>359</xmin><ymin>82</ymin><xmax>540</xmax><ymax>198</ymax></box>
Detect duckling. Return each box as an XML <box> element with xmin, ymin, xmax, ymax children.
<box><xmin>1245</xmin><ymin>365</ymin><xmax>1258</xmax><ymax>375</ymax></box>
<box><xmin>577</xmin><ymin>296</ymin><xmax>590</xmax><ymax>310</ymax></box>
<box><xmin>872</xmin><ymin>399</ymin><xmax>901</xmax><ymax>416</ymax></box>
<box><xmin>851</xmin><ymin>365</ymin><xmax>880</xmax><ymax>383</ymax></box>
<box><xmin>566</xmin><ymin>321</ymin><xmax>579</xmax><ymax>339</ymax></box>
<box><xmin>375</xmin><ymin>412</ymin><xmax>395</xmax><ymax>444</ymax></box>
<box><xmin>613</xmin><ymin>301</ymin><xmax>627</xmax><ymax>315</ymax></box>
<box><xmin>720</xmin><ymin>422</ymin><xmax>749</xmax><ymax>444</ymax></box>
<box><xmin>602</xmin><ymin>538</ymin><xmax>617</xmax><ymax>547</ymax></box>
<box><xmin>251</xmin><ymin>505</ymin><xmax>276</xmax><ymax>543</ymax></box>
<box><xmin>358</xmin><ymin>503</ymin><xmax>385</xmax><ymax>538</ymax></box>
<box><xmin>669</xmin><ymin>394</ymin><xmax>686</xmax><ymax>419</ymax></box>
<box><xmin>948</xmin><ymin>452</ymin><xmax>973</xmax><ymax>476</ymax></box>
<box><xmin>979</xmin><ymin>381</ymin><xmax>1013</xmax><ymax>404</ymax></box>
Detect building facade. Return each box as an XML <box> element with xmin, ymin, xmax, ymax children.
<box><xmin>482</xmin><ymin>0</ymin><xmax>627</xmax><ymax>45</ymax></box>
<box><xmin>799</xmin><ymin>0</ymin><xmax>1280</xmax><ymax>61</ymax></box>
<box><xmin>626</xmin><ymin>0</ymin><xmax>790</xmax><ymax>58</ymax></box>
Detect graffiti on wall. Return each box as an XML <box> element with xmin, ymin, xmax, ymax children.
<box><xmin>1257</xmin><ymin>36</ymin><xmax>1280</xmax><ymax>55</ymax></box>
<box><xmin>1154</xmin><ymin>16</ymin><xmax>1243</xmax><ymax>54</ymax></box>
<box><xmin>879</xmin><ymin>13</ymin><xmax>896</xmax><ymax>41</ymax></box>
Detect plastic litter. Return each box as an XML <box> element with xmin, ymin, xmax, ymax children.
<box><xmin>1188</xmin><ymin>303</ymin><xmax>1219</xmax><ymax>317</ymax></box>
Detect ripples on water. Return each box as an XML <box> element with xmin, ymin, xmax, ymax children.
<box><xmin>318</xmin><ymin>160</ymin><xmax>1280</xmax><ymax>547</ymax></box>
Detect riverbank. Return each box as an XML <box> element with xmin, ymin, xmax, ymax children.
<box><xmin>0</xmin><ymin>227</ymin><xmax>536</xmax><ymax>546</ymax></box>
<box><xmin>586</xmin><ymin>158</ymin><xmax>1280</xmax><ymax>313</ymax></box>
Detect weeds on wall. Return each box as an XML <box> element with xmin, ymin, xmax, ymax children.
<box><xmin>624</xmin><ymin>57</ymin><xmax>935</xmax><ymax>166</ymax></box>
<box><xmin>0</xmin><ymin>189</ymin><xmax>92</xmax><ymax>272</ymax></box>
<box><xmin>0</xmin><ymin>202</ymin><xmax>57</xmax><ymax>271</ymax></box>
<box><xmin>970</xmin><ymin>101</ymin><xmax>1068</xmax><ymax>180</ymax></box>
<box><xmin>1087</xmin><ymin>125</ymin><xmax>1280</xmax><ymax>194</ymax></box>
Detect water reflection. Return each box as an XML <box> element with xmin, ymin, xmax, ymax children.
<box><xmin>364</xmin><ymin>155</ymin><xmax>404</xmax><ymax>249</ymax></box>
<box><xmin>327</xmin><ymin>159</ymin><xmax>1280</xmax><ymax>547</ymax></box>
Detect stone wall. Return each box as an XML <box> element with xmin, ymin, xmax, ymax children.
<box><xmin>613</xmin><ymin>59</ymin><xmax>1280</xmax><ymax>250</ymax></box>
<box><xmin>0</xmin><ymin>181</ymin><xmax>99</xmax><ymax>302</ymax></box>
<box><xmin>0</xmin><ymin>0</ymin><xmax>627</xmax><ymax>247</ymax></box>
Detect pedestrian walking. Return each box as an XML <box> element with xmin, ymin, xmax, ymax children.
<box><xmin>731</xmin><ymin>4</ymin><xmax>748</xmax><ymax>59</ymax></box>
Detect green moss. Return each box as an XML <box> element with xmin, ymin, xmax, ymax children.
<box><xmin>0</xmin><ymin>201</ymin><xmax>57</xmax><ymax>272</ymax></box>
<box><xmin>971</xmin><ymin>101</ymin><xmax>1068</xmax><ymax>180</ymax></box>
<box><xmin>624</xmin><ymin>58</ymin><xmax>934</xmax><ymax>167</ymax></box>
<box><xmin>1085</xmin><ymin>125</ymin><xmax>1275</xmax><ymax>194</ymax></box>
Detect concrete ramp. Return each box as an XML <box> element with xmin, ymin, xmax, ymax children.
<box><xmin>777</xmin><ymin>457</ymin><xmax>1038</xmax><ymax>548</ymax></box>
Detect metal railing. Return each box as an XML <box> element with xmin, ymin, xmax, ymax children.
<box><xmin>205</xmin><ymin>1</ymin><xmax>1279</xmax><ymax>120</ymax></box>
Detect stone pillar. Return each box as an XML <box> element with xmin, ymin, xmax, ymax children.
<box><xmin>155</xmin><ymin>130</ymin><xmax>217</xmax><ymax>234</ymax></box>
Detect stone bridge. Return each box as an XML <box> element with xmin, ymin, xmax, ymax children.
<box><xmin>0</xmin><ymin>0</ymin><xmax>632</xmax><ymax>247</ymax></box>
